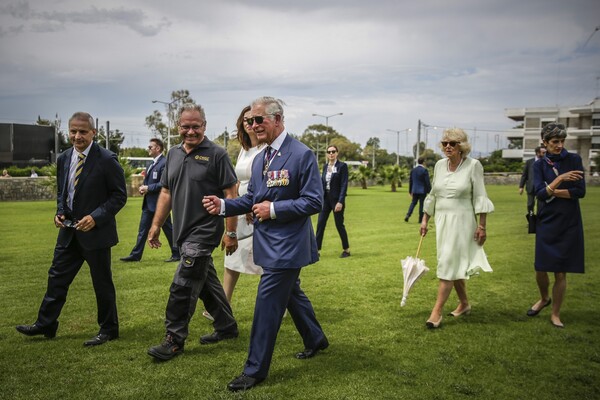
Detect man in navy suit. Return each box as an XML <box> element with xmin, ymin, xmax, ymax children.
<box><xmin>120</xmin><ymin>138</ymin><xmax>179</xmax><ymax>262</ymax></box>
<box><xmin>203</xmin><ymin>96</ymin><xmax>328</xmax><ymax>392</ymax></box>
<box><xmin>405</xmin><ymin>157</ymin><xmax>431</xmax><ymax>223</ymax></box>
<box><xmin>519</xmin><ymin>145</ymin><xmax>546</xmax><ymax>214</ymax></box>
<box><xmin>16</xmin><ymin>112</ymin><xmax>127</xmax><ymax>346</ymax></box>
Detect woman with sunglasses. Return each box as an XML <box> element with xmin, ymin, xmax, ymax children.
<box><xmin>202</xmin><ymin>105</ymin><xmax>264</xmax><ymax>321</ymax></box>
<box><xmin>527</xmin><ymin>123</ymin><xmax>585</xmax><ymax>328</ymax></box>
<box><xmin>315</xmin><ymin>145</ymin><xmax>351</xmax><ymax>258</ymax></box>
<box><xmin>420</xmin><ymin>128</ymin><xmax>494</xmax><ymax>329</ymax></box>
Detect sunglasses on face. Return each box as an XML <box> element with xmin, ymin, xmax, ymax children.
<box><xmin>327</xmin><ymin>150</ymin><xmax>337</xmax><ymax>154</ymax></box>
<box><xmin>441</xmin><ymin>141</ymin><xmax>460</xmax><ymax>147</ymax></box>
<box><xmin>179</xmin><ymin>124</ymin><xmax>204</xmax><ymax>132</ymax></box>
<box><xmin>244</xmin><ymin>114</ymin><xmax>275</xmax><ymax>126</ymax></box>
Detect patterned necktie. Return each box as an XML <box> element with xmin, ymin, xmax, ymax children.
<box><xmin>74</xmin><ymin>153</ymin><xmax>85</xmax><ymax>190</ymax></box>
<box><xmin>263</xmin><ymin>146</ymin><xmax>273</xmax><ymax>175</ymax></box>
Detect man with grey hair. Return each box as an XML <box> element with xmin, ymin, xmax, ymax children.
<box><xmin>16</xmin><ymin>111</ymin><xmax>127</xmax><ymax>346</ymax></box>
<box><xmin>203</xmin><ymin>97</ymin><xmax>328</xmax><ymax>391</ymax></box>
<box><xmin>147</xmin><ymin>103</ymin><xmax>239</xmax><ymax>361</ymax></box>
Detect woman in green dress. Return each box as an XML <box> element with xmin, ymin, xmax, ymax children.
<box><xmin>420</xmin><ymin>128</ymin><xmax>494</xmax><ymax>329</ymax></box>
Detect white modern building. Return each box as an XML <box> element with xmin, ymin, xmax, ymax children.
<box><xmin>503</xmin><ymin>98</ymin><xmax>600</xmax><ymax>173</ymax></box>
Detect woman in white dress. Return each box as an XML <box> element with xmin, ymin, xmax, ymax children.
<box><xmin>203</xmin><ymin>106</ymin><xmax>264</xmax><ymax>321</ymax></box>
<box><xmin>419</xmin><ymin>128</ymin><xmax>494</xmax><ymax>329</ymax></box>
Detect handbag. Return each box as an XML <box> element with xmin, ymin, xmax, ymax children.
<box><xmin>525</xmin><ymin>212</ymin><xmax>536</xmax><ymax>234</ymax></box>
<box><xmin>236</xmin><ymin>214</ymin><xmax>254</xmax><ymax>240</ymax></box>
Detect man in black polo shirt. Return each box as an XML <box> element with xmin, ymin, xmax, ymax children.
<box><xmin>146</xmin><ymin>103</ymin><xmax>239</xmax><ymax>361</ymax></box>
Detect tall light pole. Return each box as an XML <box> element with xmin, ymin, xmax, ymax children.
<box><xmin>386</xmin><ymin>128</ymin><xmax>411</xmax><ymax>165</ymax></box>
<box><xmin>422</xmin><ymin>122</ymin><xmax>437</xmax><ymax>150</ymax></box>
<box><xmin>152</xmin><ymin>97</ymin><xmax>187</xmax><ymax>151</ymax></box>
<box><xmin>312</xmin><ymin>112</ymin><xmax>343</xmax><ymax>149</ymax></box>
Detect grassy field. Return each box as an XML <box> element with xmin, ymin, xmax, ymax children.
<box><xmin>0</xmin><ymin>185</ymin><xmax>599</xmax><ymax>400</ymax></box>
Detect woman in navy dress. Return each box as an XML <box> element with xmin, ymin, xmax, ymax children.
<box><xmin>528</xmin><ymin>123</ymin><xmax>585</xmax><ymax>328</ymax></box>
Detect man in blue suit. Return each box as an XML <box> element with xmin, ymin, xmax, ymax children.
<box><xmin>120</xmin><ymin>138</ymin><xmax>179</xmax><ymax>262</ymax></box>
<box><xmin>16</xmin><ymin>112</ymin><xmax>127</xmax><ymax>346</ymax></box>
<box><xmin>203</xmin><ymin>97</ymin><xmax>328</xmax><ymax>392</ymax></box>
<box><xmin>405</xmin><ymin>157</ymin><xmax>431</xmax><ymax>223</ymax></box>
<box><xmin>519</xmin><ymin>145</ymin><xmax>546</xmax><ymax>214</ymax></box>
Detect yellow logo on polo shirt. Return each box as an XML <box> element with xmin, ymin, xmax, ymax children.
<box><xmin>195</xmin><ymin>155</ymin><xmax>209</xmax><ymax>161</ymax></box>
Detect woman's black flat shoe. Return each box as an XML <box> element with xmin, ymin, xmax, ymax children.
<box><xmin>526</xmin><ymin>298</ymin><xmax>551</xmax><ymax>317</ymax></box>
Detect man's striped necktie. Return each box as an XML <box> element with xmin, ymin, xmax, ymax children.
<box><xmin>74</xmin><ymin>153</ymin><xmax>85</xmax><ymax>190</ymax></box>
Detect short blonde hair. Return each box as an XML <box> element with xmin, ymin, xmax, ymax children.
<box><xmin>439</xmin><ymin>128</ymin><xmax>471</xmax><ymax>158</ymax></box>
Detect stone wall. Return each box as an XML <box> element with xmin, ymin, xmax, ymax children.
<box><xmin>0</xmin><ymin>177</ymin><xmax>55</xmax><ymax>201</ymax></box>
<box><xmin>0</xmin><ymin>175</ymin><xmax>147</xmax><ymax>201</ymax></box>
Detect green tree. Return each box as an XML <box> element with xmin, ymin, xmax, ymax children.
<box><xmin>96</xmin><ymin>127</ymin><xmax>125</xmax><ymax>154</ymax></box>
<box><xmin>479</xmin><ymin>149</ymin><xmax>522</xmax><ymax>172</ymax></box>
<box><xmin>145</xmin><ymin>90</ymin><xmax>196</xmax><ymax>146</ymax></box>
<box><xmin>120</xmin><ymin>147</ymin><xmax>150</xmax><ymax>157</ymax></box>
<box><xmin>349</xmin><ymin>164</ymin><xmax>374</xmax><ymax>189</ymax></box>
<box><xmin>213</xmin><ymin>129</ymin><xmax>241</xmax><ymax>166</ymax></box>
<box><xmin>412</xmin><ymin>141</ymin><xmax>427</xmax><ymax>158</ymax></box>
<box><xmin>299</xmin><ymin>125</ymin><xmax>361</xmax><ymax>164</ymax></box>
<box><xmin>379</xmin><ymin>164</ymin><xmax>409</xmax><ymax>192</ymax></box>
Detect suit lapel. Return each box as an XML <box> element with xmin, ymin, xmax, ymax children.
<box><xmin>267</xmin><ymin>135</ymin><xmax>293</xmax><ymax>172</ymax></box>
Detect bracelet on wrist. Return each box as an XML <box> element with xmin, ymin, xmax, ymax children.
<box><xmin>478</xmin><ymin>225</ymin><xmax>486</xmax><ymax>230</ymax></box>
<box><xmin>546</xmin><ymin>185</ymin><xmax>555</xmax><ymax>193</ymax></box>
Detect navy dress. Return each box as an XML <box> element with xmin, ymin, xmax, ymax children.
<box><xmin>533</xmin><ymin>149</ymin><xmax>585</xmax><ymax>273</ymax></box>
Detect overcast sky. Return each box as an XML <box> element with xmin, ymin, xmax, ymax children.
<box><xmin>1</xmin><ymin>0</ymin><xmax>599</xmax><ymax>156</ymax></box>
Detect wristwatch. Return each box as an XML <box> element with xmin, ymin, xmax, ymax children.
<box><xmin>226</xmin><ymin>231</ymin><xmax>237</xmax><ymax>238</ymax></box>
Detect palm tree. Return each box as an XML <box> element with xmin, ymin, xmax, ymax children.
<box><xmin>380</xmin><ymin>165</ymin><xmax>409</xmax><ymax>192</ymax></box>
<box><xmin>349</xmin><ymin>164</ymin><xmax>374</xmax><ymax>189</ymax></box>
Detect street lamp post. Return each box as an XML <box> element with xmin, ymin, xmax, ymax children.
<box><xmin>152</xmin><ymin>97</ymin><xmax>187</xmax><ymax>151</ymax></box>
<box><xmin>386</xmin><ymin>128</ymin><xmax>412</xmax><ymax>166</ymax></box>
<box><xmin>312</xmin><ymin>112</ymin><xmax>343</xmax><ymax>149</ymax></box>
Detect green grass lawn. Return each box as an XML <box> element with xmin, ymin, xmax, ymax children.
<box><xmin>0</xmin><ymin>185</ymin><xmax>599</xmax><ymax>400</ymax></box>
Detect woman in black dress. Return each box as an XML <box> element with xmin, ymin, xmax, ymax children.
<box><xmin>527</xmin><ymin>123</ymin><xmax>585</xmax><ymax>328</ymax></box>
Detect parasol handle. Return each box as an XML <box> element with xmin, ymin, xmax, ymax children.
<box><xmin>415</xmin><ymin>234</ymin><xmax>425</xmax><ymax>259</ymax></box>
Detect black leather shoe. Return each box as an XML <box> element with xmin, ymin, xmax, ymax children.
<box><xmin>164</xmin><ymin>256</ymin><xmax>180</xmax><ymax>262</ymax></box>
<box><xmin>295</xmin><ymin>337</ymin><xmax>329</xmax><ymax>359</ymax></box>
<box><xmin>120</xmin><ymin>255</ymin><xmax>140</xmax><ymax>262</ymax></box>
<box><xmin>16</xmin><ymin>323</ymin><xmax>58</xmax><ymax>339</ymax></box>
<box><xmin>340</xmin><ymin>251</ymin><xmax>351</xmax><ymax>258</ymax></box>
<box><xmin>404</xmin><ymin>216</ymin><xmax>409</xmax><ymax>222</ymax></box>
<box><xmin>83</xmin><ymin>333</ymin><xmax>117</xmax><ymax>347</ymax></box>
<box><xmin>199</xmin><ymin>330</ymin><xmax>239</xmax><ymax>344</ymax></box>
<box><xmin>527</xmin><ymin>298</ymin><xmax>551</xmax><ymax>317</ymax></box>
<box><xmin>227</xmin><ymin>373</ymin><xmax>264</xmax><ymax>392</ymax></box>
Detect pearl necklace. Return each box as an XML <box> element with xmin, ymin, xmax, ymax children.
<box><xmin>447</xmin><ymin>158</ymin><xmax>463</xmax><ymax>172</ymax></box>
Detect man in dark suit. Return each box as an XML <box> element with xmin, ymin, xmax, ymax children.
<box><xmin>404</xmin><ymin>157</ymin><xmax>431</xmax><ymax>223</ymax></box>
<box><xmin>315</xmin><ymin>144</ymin><xmax>351</xmax><ymax>257</ymax></box>
<box><xmin>203</xmin><ymin>96</ymin><xmax>327</xmax><ymax>392</ymax></box>
<box><xmin>519</xmin><ymin>146</ymin><xmax>546</xmax><ymax>214</ymax></box>
<box><xmin>16</xmin><ymin>112</ymin><xmax>127</xmax><ymax>346</ymax></box>
<box><xmin>120</xmin><ymin>138</ymin><xmax>179</xmax><ymax>262</ymax></box>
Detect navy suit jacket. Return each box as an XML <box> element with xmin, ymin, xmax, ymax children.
<box><xmin>143</xmin><ymin>155</ymin><xmax>166</xmax><ymax>212</ymax></box>
<box><xmin>519</xmin><ymin>157</ymin><xmax>536</xmax><ymax>194</ymax></box>
<box><xmin>409</xmin><ymin>165</ymin><xmax>431</xmax><ymax>195</ymax></box>
<box><xmin>56</xmin><ymin>142</ymin><xmax>127</xmax><ymax>251</ymax></box>
<box><xmin>322</xmin><ymin>160</ymin><xmax>348</xmax><ymax>207</ymax></box>
<box><xmin>224</xmin><ymin>134</ymin><xmax>323</xmax><ymax>269</ymax></box>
